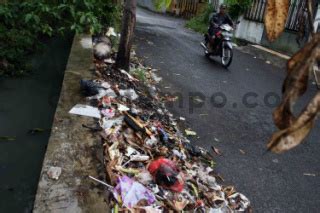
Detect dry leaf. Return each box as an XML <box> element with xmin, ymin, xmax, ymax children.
<box><xmin>273</xmin><ymin>34</ymin><xmax>320</xmax><ymax>130</ymax></box>
<box><xmin>212</xmin><ymin>146</ymin><xmax>222</xmax><ymax>156</ymax></box>
<box><xmin>264</xmin><ymin>0</ymin><xmax>290</xmax><ymax>41</ymax></box>
<box><xmin>268</xmin><ymin>92</ymin><xmax>320</xmax><ymax>153</ymax></box>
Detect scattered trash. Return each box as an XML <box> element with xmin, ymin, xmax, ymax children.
<box><xmin>104</xmin><ymin>58</ymin><xmax>115</xmax><ymax>64</ymax></box>
<box><xmin>148</xmin><ymin>158</ymin><xmax>184</xmax><ymax>192</ymax></box>
<box><xmin>119</xmin><ymin>89</ymin><xmax>139</xmax><ymax>100</ymax></box>
<box><xmin>212</xmin><ymin>146</ymin><xmax>222</xmax><ymax>156</ymax></box>
<box><xmin>69</xmin><ymin>104</ymin><xmax>101</xmax><ymax>119</ymax></box>
<box><xmin>303</xmin><ymin>173</ymin><xmax>316</xmax><ymax>177</ymax></box>
<box><xmin>179</xmin><ymin>117</ymin><xmax>186</xmax><ymax>121</ymax></box>
<box><xmin>106</xmin><ymin>27</ymin><xmax>117</xmax><ymax>37</ymax></box>
<box><xmin>93</xmin><ymin>42</ymin><xmax>111</xmax><ymax>60</ymax></box>
<box><xmin>77</xmin><ymin>33</ymin><xmax>251</xmax><ymax>211</ymax></box>
<box><xmin>101</xmin><ymin>108</ymin><xmax>115</xmax><ymax>119</ymax></box>
<box><xmin>89</xmin><ymin>176</ymin><xmax>114</xmax><ymax>190</ymax></box>
<box><xmin>272</xmin><ymin>159</ymin><xmax>279</xmax><ymax>163</ymax></box>
<box><xmin>120</xmin><ymin>69</ymin><xmax>138</xmax><ymax>82</ymax></box>
<box><xmin>100</xmin><ymin>116</ymin><xmax>124</xmax><ymax>129</ymax></box>
<box><xmin>113</xmin><ymin>176</ymin><xmax>156</xmax><ymax>208</ymax></box>
<box><xmin>47</xmin><ymin>167</ymin><xmax>62</xmax><ymax>180</ymax></box>
<box><xmin>266</xmin><ymin>60</ymin><xmax>271</xmax><ymax>64</ymax></box>
<box><xmin>117</xmin><ymin>104</ymin><xmax>130</xmax><ymax>112</ymax></box>
<box><xmin>214</xmin><ymin>137</ymin><xmax>220</xmax><ymax>142</ymax></box>
<box><xmin>239</xmin><ymin>149</ymin><xmax>246</xmax><ymax>155</ymax></box>
<box><xmin>185</xmin><ymin>129</ymin><xmax>197</xmax><ymax>136</ymax></box>
<box><xmin>80</xmin><ymin>37</ymin><xmax>93</xmax><ymax>49</ymax></box>
<box><xmin>151</xmin><ymin>72</ymin><xmax>162</xmax><ymax>83</ymax></box>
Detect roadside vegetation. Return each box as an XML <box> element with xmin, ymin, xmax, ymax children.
<box><xmin>185</xmin><ymin>3</ymin><xmax>215</xmax><ymax>34</ymax></box>
<box><xmin>0</xmin><ymin>0</ymin><xmax>120</xmax><ymax>77</ymax></box>
<box><xmin>185</xmin><ymin>0</ymin><xmax>252</xmax><ymax>33</ymax></box>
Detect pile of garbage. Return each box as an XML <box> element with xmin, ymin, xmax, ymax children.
<box><xmin>72</xmin><ymin>33</ymin><xmax>251</xmax><ymax>212</ymax></box>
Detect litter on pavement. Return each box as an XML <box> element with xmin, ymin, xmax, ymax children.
<box><xmin>81</xmin><ymin>33</ymin><xmax>252</xmax><ymax>212</ymax></box>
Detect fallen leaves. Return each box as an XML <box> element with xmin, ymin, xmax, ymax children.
<box><xmin>264</xmin><ymin>0</ymin><xmax>290</xmax><ymax>41</ymax></box>
<box><xmin>212</xmin><ymin>146</ymin><xmax>222</xmax><ymax>156</ymax></box>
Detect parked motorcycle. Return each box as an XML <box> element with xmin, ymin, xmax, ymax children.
<box><xmin>201</xmin><ymin>24</ymin><xmax>234</xmax><ymax>68</ymax></box>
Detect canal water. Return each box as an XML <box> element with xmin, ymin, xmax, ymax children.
<box><xmin>0</xmin><ymin>35</ymin><xmax>73</xmax><ymax>212</ymax></box>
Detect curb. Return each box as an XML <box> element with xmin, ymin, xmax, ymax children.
<box><xmin>33</xmin><ymin>35</ymin><xmax>108</xmax><ymax>212</ymax></box>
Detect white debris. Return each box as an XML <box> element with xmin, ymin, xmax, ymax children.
<box><xmin>100</xmin><ymin>116</ymin><xmax>124</xmax><ymax>129</ymax></box>
<box><xmin>117</xmin><ymin>104</ymin><xmax>130</xmax><ymax>112</ymax></box>
<box><xmin>151</xmin><ymin>72</ymin><xmax>162</xmax><ymax>83</ymax></box>
<box><xmin>104</xmin><ymin>58</ymin><xmax>115</xmax><ymax>64</ymax></box>
<box><xmin>106</xmin><ymin>27</ymin><xmax>117</xmax><ymax>37</ymax></box>
<box><xmin>69</xmin><ymin>104</ymin><xmax>101</xmax><ymax>119</ymax></box>
<box><xmin>119</xmin><ymin>89</ymin><xmax>139</xmax><ymax>100</ymax></box>
<box><xmin>80</xmin><ymin>37</ymin><xmax>93</xmax><ymax>49</ymax></box>
<box><xmin>47</xmin><ymin>167</ymin><xmax>62</xmax><ymax>180</ymax></box>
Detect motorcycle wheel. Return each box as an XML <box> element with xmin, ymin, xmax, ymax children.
<box><xmin>221</xmin><ymin>47</ymin><xmax>233</xmax><ymax>68</ymax></box>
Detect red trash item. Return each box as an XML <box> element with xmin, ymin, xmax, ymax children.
<box><xmin>148</xmin><ymin>158</ymin><xmax>184</xmax><ymax>192</ymax></box>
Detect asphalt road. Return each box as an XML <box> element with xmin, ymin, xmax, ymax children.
<box><xmin>134</xmin><ymin>8</ymin><xmax>320</xmax><ymax>213</ymax></box>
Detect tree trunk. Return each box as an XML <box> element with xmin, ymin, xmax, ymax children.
<box><xmin>116</xmin><ymin>0</ymin><xmax>137</xmax><ymax>71</ymax></box>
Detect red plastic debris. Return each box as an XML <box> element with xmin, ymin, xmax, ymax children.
<box><xmin>148</xmin><ymin>158</ymin><xmax>184</xmax><ymax>192</ymax></box>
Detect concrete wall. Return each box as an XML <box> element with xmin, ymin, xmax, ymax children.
<box><xmin>235</xmin><ymin>16</ymin><xmax>264</xmax><ymax>44</ymax></box>
<box><xmin>260</xmin><ymin>30</ymin><xmax>301</xmax><ymax>54</ymax></box>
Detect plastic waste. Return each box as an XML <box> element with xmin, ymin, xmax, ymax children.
<box><xmin>101</xmin><ymin>108</ymin><xmax>115</xmax><ymax>119</ymax></box>
<box><xmin>117</xmin><ymin>104</ymin><xmax>130</xmax><ymax>112</ymax></box>
<box><xmin>100</xmin><ymin>116</ymin><xmax>124</xmax><ymax>129</ymax></box>
<box><xmin>113</xmin><ymin>176</ymin><xmax>156</xmax><ymax>208</ymax></box>
<box><xmin>148</xmin><ymin>158</ymin><xmax>184</xmax><ymax>192</ymax></box>
<box><xmin>69</xmin><ymin>104</ymin><xmax>101</xmax><ymax>119</ymax></box>
<box><xmin>80</xmin><ymin>79</ymin><xmax>104</xmax><ymax>96</ymax></box>
<box><xmin>158</xmin><ymin>128</ymin><xmax>169</xmax><ymax>143</ymax></box>
<box><xmin>119</xmin><ymin>89</ymin><xmax>139</xmax><ymax>100</ymax></box>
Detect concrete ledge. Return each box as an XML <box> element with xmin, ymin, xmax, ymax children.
<box><xmin>33</xmin><ymin>35</ymin><xmax>107</xmax><ymax>212</ymax></box>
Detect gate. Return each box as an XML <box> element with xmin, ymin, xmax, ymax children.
<box><xmin>244</xmin><ymin>0</ymin><xmax>309</xmax><ymax>31</ymax></box>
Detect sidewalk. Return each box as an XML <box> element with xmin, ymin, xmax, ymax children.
<box><xmin>236</xmin><ymin>44</ymin><xmax>290</xmax><ymax>69</ymax></box>
<box><xmin>33</xmin><ymin>35</ymin><xmax>108</xmax><ymax>212</ymax></box>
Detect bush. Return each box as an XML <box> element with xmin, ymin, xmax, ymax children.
<box><xmin>0</xmin><ymin>0</ymin><xmax>120</xmax><ymax>77</ymax></box>
<box><xmin>225</xmin><ymin>0</ymin><xmax>252</xmax><ymax>20</ymax></box>
<box><xmin>185</xmin><ymin>3</ymin><xmax>215</xmax><ymax>34</ymax></box>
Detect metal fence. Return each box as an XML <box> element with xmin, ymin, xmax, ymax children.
<box><xmin>212</xmin><ymin>0</ymin><xmax>220</xmax><ymax>11</ymax></box>
<box><xmin>176</xmin><ymin>0</ymin><xmax>198</xmax><ymax>18</ymax></box>
<box><xmin>244</xmin><ymin>0</ymin><xmax>308</xmax><ymax>31</ymax></box>
<box><xmin>244</xmin><ymin>0</ymin><xmax>266</xmax><ymax>23</ymax></box>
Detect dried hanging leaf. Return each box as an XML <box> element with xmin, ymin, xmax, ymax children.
<box><xmin>264</xmin><ymin>0</ymin><xmax>290</xmax><ymax>42</ymax></box>
<box><xmin>268</xmin><ymin>92</ymin><xmax>320</xmax><ymax>153</ymax></box>
<box><xmin>273</xmin><ymin>34</ymin><xmax>320</xmax><ymax>130</ymax></box>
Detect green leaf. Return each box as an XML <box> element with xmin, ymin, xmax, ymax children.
<box><xmin>0</xmin><ymin>136</ymin><xmax>16</xmax><ymax>142</ymax></box>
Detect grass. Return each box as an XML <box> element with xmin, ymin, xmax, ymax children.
<box><xmin>185</xmin><ymin>16</ymin><xmax>208</xmax><ymax>34</ymax></box>
<box><xmin>130</xmin><ymin>67</ymin><xmax>146</xmax><ymax>82</ymax></box>
<box><xmin>185</xmin><ymin>4</ymin><xmax>215</xmax><ymax>34</ymax></box>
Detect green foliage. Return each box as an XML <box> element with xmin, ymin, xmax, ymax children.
<box><xmin>131</xmin><ymin>67</ymin><xmax>146</xmax><ymax>82</ymax></box>
<box><xmin>153</xmin><ymin>0</ymin><xmax>172</xmax><ymax>11</ymax></box>
<box><xmin>225</xmin><ymin>0</ymin><xmax>252</xmax><ymax>20</ymax></box>
<box><xmin>185</xmin><ymin>3</ymin><xmax>215</xmax><ymax>34</ymax></box>
<box><xmin>0</xmin><ymin>0</ymin><xmax>120</xmax><ymax>77</ymax></box>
